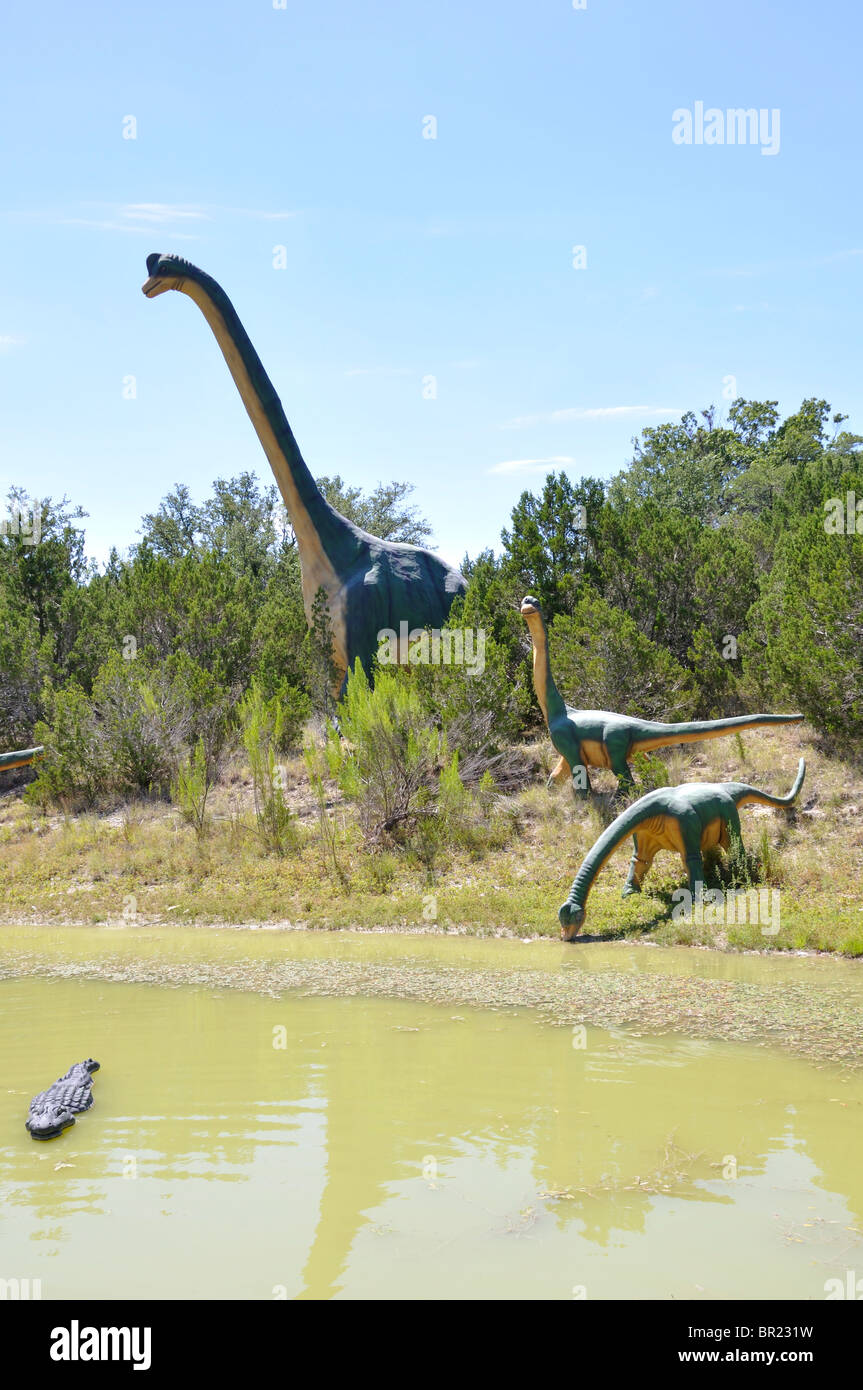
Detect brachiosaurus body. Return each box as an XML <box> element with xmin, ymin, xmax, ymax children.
<box><xmin>142</xmin><ymin>255</ymin><xmax>466</xmax><ymax>693</ymax></box>
<box><xmin>520</xmin><ymin>596</ymin><xmax>803</xmax><ymax>797</ymax></box>
<box><xmin>0</xmin><ymin>746</ymin><xmax>43</xmax><ymax>772</ymax></box>
<box><xmin>558</xmin><ymin>759</ymin><xmax>805</xmax><ymax>938</ymax></box>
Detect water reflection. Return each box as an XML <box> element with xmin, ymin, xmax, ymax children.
<box><xmin>0</xmin><ymin>977</ymin><xmax>860</xmax><ymax>1300</ymax></box>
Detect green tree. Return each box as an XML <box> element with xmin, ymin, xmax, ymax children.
<box><xmin>742</xmin><ymin>508</ymin><xmax>863</xmax><ymax>741</ymax></box>
<box><xmin>137</xmin><ymin>483</ymin><xmax>202</xmax><ymax>560</ymax></box>
<box><xmin>608</xmin><ymin>403</ymin><xmax>773</xmax><ymax>523</ymax></box>
<box><xmin>317</xmin><ymin>474</ymin><xmax>432</xmax><ymax>544</ymax></box>
<box><xmin>250</xmin><ymin>547</ymin><xmax>309</xmax><ymax>697</ymax></box>
<box><xmin>500</xmin><ymin>472</ymin><xmax>605</xmax><ymax>618</ymax></box>
<box><xmin>548</xmin><ymin>590</ymin><xmax>697</xmax><ymax>722</ymax></box>
<box><xmin>0</xmin><ymin>586</ymin><xmax>50</xmax><ymax>746</ymax></box>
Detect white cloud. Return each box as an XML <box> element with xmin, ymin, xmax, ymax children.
<box><xmin>0</xmin><ymin>334</ymin><xmax>23</xmax><ymax>350</ymax></box>
<box><xmin>60</xmin><ymin>218</ymin><xmax>200</xmax><ymax>239</ymax></box>
<box><xmin>504</xmin><ymin>405</ymin><xmax>680</xmax><ymax>428</ymax></box>
<box><xmin>120</xmin><ymin>202</ymin><xmax>298</xmax><ymax>224</ymax></box>
<box><xmin>120</xmin><ymin>203</ymin><xmax>209</xmax><ymax>223</ymax></box>
<box><xmin>47</xmin><ymin>202</ymin><xmax>298</xmax><ymax>238</ymax></box>
<box><xmin>487</xmin><ymin>456</ymin><xmax>575</xmax><ymax>476</ymax></box>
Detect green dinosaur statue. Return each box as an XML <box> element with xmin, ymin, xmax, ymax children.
<box><xmin>0</xmin><ymin>746</ymin><xmax>43</xmax><ymax>772</ymax></box>
<box><xmin>557</xmin><ymin>758</ymin><xmax>805</xmax><ymax>939</ymax></box>
<box><xmin>142</xmin><ymin>254</ymin><xmax>466</xmax><ymax>694</ymax></box>
<box><xmin>520</xmin><ymin>596</ymin><xmax>803</xmax><ymax>797</ymax></box>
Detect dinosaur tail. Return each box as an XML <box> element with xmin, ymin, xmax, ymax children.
<box><xmin>734</xmin><ymin>758</ymin><xmax>806</xmax><ymax>809</ymax></box>
<box><xmin>631</xmin><ymin>712</ymin><xmax>803</xmax><ymax>753</ymax></box>
<box><xmin>0</xmin><ymin>746</ymin><xmax>43</xmax><ymax>772</ymax></box>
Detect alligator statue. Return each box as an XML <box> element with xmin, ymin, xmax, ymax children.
<box><xmin>520</xmin><ymin>595</ymin><xmax>803</xmax><ymax>798</ymax></box>
<box><xmin>557</xmin><ymin>759</ymin><xmax>805</xmax><ymax>939</ymax></box>
<box><xmin>26</xmin><ymin>1059</ymin><xmax>101</xmax><ymax>1140</ymax></box>
<box><xmin>142</xmin><ymin>254</ymin><xmax>466</xmax><ymax>694</ymax></box>
<box><xmin>0</xmin><ymin>746</ymin><xmax>43</xmax><ymax>772</ymax></box>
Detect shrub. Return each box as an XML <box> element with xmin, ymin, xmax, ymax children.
<box><xmin>26</xmin><ymin>654</ymin><xmax>191</xmax><ymax>808</ymax></box>
<box><xmin>172</xmin><ymin>738</ymin><xmax>211</xmax><ymax>837</ymax></box>
<box><xmin>630</xmin><ymin>750</ymin><xmax>670</xmax><ymax>793</ymax></box>
<box><xmin>327</xmin><ymin>662</ymin><xmax>507</xmax><ymax>858</ymax></box>
<box><xmin>327</xmin><ymin>662</ymin><xmax>443</xmax><ymax>846</ymax></box>
<box><xmin>91</xmin><ymin>653</ymin><xmax>189</xmax><ymax>796</ymax></box>
<box><xmin>0</xmin><ymin>589</ymin><xmax>48</xmax><ymax>748</ymax></box>
<box><xmin>409</xmin><ymin>630</ymin><xmax>531</xmax><ymax>791</ymax></box>
<box><xmin>303</xmin><ymin>740</ymin><xmax>347</xmax><ymax>885</ymax></box>
<box><xmin>163</xmin><ymin>653</ymin><xmax>235</xmax><ymax>783</ymax></box>
<box><xmin>27</xmin><ymin>682</ymin><xmax>109</xmax><ymax>811</ymax></box>
<box><xmin>238</xmin><ymin>682</ymin><xmax>298</xmax><ymax>856</ymax></box>
<box><xmin>267</xmin><ymin>678</ymin><xmax>311</xmax><ymax>754</ymax></box>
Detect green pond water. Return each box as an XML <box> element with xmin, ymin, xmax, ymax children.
<box><xmin>5</xmin><ymin>920</ymin><xmax>863</xmax><ymax>986</ymax></box>
<box><xmin>1</xmin><ymin>930</ymin><xmax>862</xmax><ymax>1300</ymax></box>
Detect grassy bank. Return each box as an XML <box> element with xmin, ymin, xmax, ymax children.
<box><xmin>2</xmin><ymin>724</ymin><xmax>862</xmax><ymax>956</ymax></box>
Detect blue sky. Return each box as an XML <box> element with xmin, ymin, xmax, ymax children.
<box><xmin>1</xmin><ymin>0</ymin><xmax>860</xmax><ymax>569</ymax></box>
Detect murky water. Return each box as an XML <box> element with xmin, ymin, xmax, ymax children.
<box><xmin>2</xmin><ymin>967</ymin><xmax>861</xmax><ymax>1300</ymax></box>
<box><xmin>5</xmin><ymin>920</ymin><xmax>863</xmax><ymax>991</ymax></box>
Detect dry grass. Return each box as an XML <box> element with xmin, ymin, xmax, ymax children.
<box><xmin>1</xmin><ymin>725</ymin><xmax>862</xmax><ymax>956</ymax></box>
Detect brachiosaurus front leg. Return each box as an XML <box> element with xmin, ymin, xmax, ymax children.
<box><xmin>683</xmin><ymin>848</ymin><xmax>706</xmax><ymax>895</ymax></box>
<box><xmin>570</xmin><ymin>763</ymin><xmax>590</xmax><ymax>799</ymax></box>
<box><xmin>675</xmin><ymin>812</ymin><xmax>706</xmax><ymax>896</ymax></box>
<box><xmin>720</xmin><ymin>804</ymin><xmax>742</xmax><ymax>853</ymax></box>
<box><xmin>622</xmin><ymin>834</ymin><xmax>655</xmax><ymax>897</ymax></box>
<box><xmin>606</xmin><ymin>734</ymin><xmax>636</xmax><ymax>801</ymax></box>
<box><xmin>550</xmin><ymin>729</ymin><xmax>590</xmax><ymax>799</ymax></box>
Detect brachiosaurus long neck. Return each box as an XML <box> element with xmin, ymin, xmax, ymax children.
<box><xmin>172</xmin><ymin>269</ymin><xmax>362</xmax><ymax>585</ymax></box>
<box><xmin>564</xmin><ymin>800</ymin><xmax>661</xmax><ymax>912</ymax></box>
<box><xmin>526</xmin><ymin>612</ymin><xmax>568</xmax><ymax>725</ymax></box>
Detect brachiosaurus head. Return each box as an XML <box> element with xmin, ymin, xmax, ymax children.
<box><xmin>520</xmin><ymin>595</ymin><xmax>545</xmax><ymax>633</ymax></box>
<box><xmin>558</xmin><ymin>901</ymin><xmax>586</xmax><ymax>941</ymax></box>
<box><xmin>142</xmin><ymin>253</ymin><xmax>201</xmax><ymax>298</ymax></box>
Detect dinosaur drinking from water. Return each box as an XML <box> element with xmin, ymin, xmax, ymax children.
<box><xmin>520</xmin><ymin>596</ymin><xmax>803</xmax><ymax>797</ymax></box>
<box><xmin>142</xmin><ymin>255</ymin><xmax>466</xmax><ymax>694</ymax></box>
<box><xmin>557</xmin><ymin>759</ymin><xmax>805</xmax><ymax>939</ymax></box>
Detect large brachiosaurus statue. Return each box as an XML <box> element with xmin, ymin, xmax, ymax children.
<box><xmin>557</xmin><ymin>759</ymin><xmax>805</xmax><ymax>939</ymax></box>
<box><xmin>520</xmin><ymin>596</ymin><xmax>803</xmax><ymax>797</ymax></box>
<box><xmin>142</xmin><ymin>254</ymin><xmax>466</xmax><ymax>693</ymax></box>
<box><xmin>0</xmin><ymin>746</ymin><xmax>43</xmax><ymax>772</ymax></box>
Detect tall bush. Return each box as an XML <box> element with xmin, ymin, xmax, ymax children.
<box><xmin>238</xmin><ymin>682</ymin><xmax>298</xmax><ymax>855</ymax></box>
